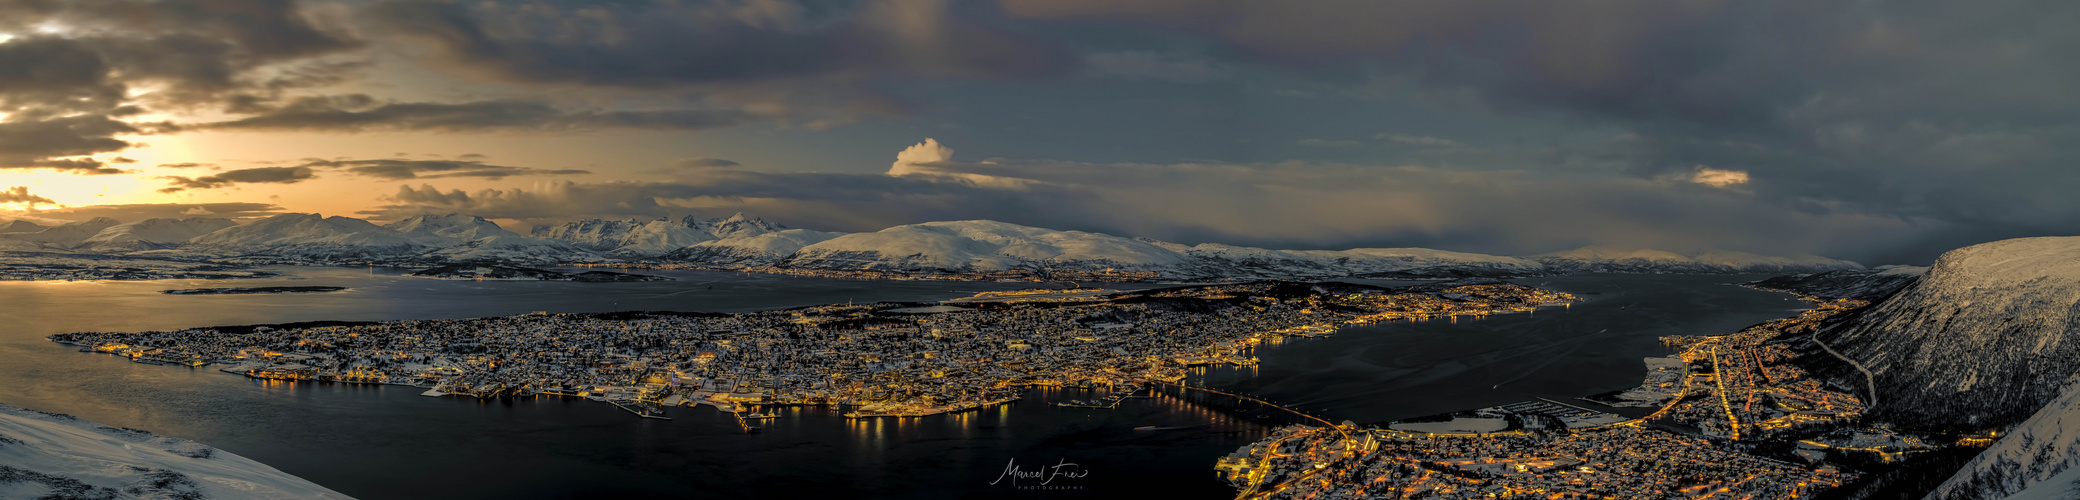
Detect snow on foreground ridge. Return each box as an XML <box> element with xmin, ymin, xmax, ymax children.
<box><xmin>0</xmin><ymin>404</ymin><xmax>351</xmax><ymax>499</ymax></box>
<box><xmin>1821</xmin><ymin>236</ymin><xmax>2080</xmax><ymax>428</ymax></box>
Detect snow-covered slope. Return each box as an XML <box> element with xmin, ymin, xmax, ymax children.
<box><xmin>379</xmin><ymin>214</ymin><xmax>601</xmax><ymax>264</ymax></box>
<box><xmin>1816</xmin><ymin>236</ymin><xmax>2080</xmax><ymax>430</ymax></box>
<box><xmin>0</xmin><ymin>219</ymin><xmax>45</xmax><ymax>233</ymax></box>
<box><xmin>187</xmin><ymin>213</ymin><xmax>448</xmax><ymax>259</ymax></box>
<box><xmin>77</xmin><ymin>218</ymin><xmax>238</xmax><ymax>251</ymax></box>
<box><xmin>1274</xmin><ymin>247</ymin><xmax>1544</xmax><ymax>278</ymax></box>
<box><xmin>1746</xmin><ymin>265</ymin><xmax>1929</xmax><ymax>300</ymax></box>
<box><xmin>705</xmin><ymin>212</ymin><xmax>786</xmax><ymax>239</ymax></box>
<box><xmin>662</xmin><ymin>228</ymin><xmax>843</xmax><ymax>266</ymax></box>
<box><xmin>782</xmin><ymin>220</ymin><xmax>1192</xmax><ymax>273</ymax></box>
<box><xmin>383</xmin><ymin>213</ymin><xmax>520</xmax><ymax>241</ymax></box>
<box><xmin>1535</xmin><ymin>246</ymin><xmax>1864</xmax><ymax>274</ymax></box>
<box><xmin>531</xmin><ymin>218</ymin><xmax>716</xmax><ymax>257</ymax></box>
<box><xmin>2</xmin><ymin>212</ymin><xmax>1864</xmax><ymax>278</ymax></box>
<box><xmin>1926</xmin><ymin>375</ymin><xmax>2080</xmax><ymax>500</ymax></box>
<box><xmin>0</xmin><ymin>217</ymin><xmax>121</xmax><ymax>248</ymax></box>
<box><xmin>417</xmin><ymin>234</ymin><xmax>602</xmax><ymax>265</ymax></box>
<box><xmin>0</xmin><ymin>403</ymin><xmax>351</xmax><ymax>499</ymax></box>
<box><xmin>1695</xmin><ymin>250</ymin><xmax>1866</xmax><ymax>273</ymax></box>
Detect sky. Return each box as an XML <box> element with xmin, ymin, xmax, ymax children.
<box><xmin>0</xmin><ymin>0</ymin><xmax>2075</xmax><ymax>265</ymax></box>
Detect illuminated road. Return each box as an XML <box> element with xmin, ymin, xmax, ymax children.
<box><xmin>1151</xmin><ymin>380</ymin><xmax>1360</xmax><ymax>500</ymax></box>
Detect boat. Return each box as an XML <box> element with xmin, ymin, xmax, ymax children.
<box><xmin>741</xmin><ymin>412</ymin><xmax>779</xmax><ymax>420</ymax></box>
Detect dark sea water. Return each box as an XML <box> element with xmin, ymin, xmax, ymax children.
<box><xmin>0</xmin><ymin>268</ymin><xmax>1808</xmax><ymax>499</ymax></box>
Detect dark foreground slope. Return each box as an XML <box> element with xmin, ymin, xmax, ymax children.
<box><xmin>1795</xmin><ymin>236</ymin><xmax>2080</xmax><ymax>500</ymax></box>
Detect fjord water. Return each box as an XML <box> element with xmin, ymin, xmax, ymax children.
<box><xmin>0</xmin><ymin>269</ymin><xmax>1806</xmax><ymax>498</ymax></box>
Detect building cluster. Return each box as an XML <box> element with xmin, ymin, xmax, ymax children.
<box><xmin>51</xmin><ymin>280</ymin><xmax>1574</xmax><ymax>420</ymax></box>
<box><xmin>1215</xmin><ymin>295</ymin><xmax>2011</xmax><ymax>499</ymax></box>
<box><xmin>1225</xmin><ymin>421</ymin><xmax>1854</xmax><ymax>499</ymax></box>
<box><xmin>0</xmin><ymin>256</ymin><xmax>270</xmax><ymax>281</ymax></box>
<box><xmin>580</xmin><ymin>262</ymin><xmax>1166</xmax><ymax>283</ymax></box>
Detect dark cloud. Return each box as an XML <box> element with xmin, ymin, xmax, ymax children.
<box><xmin>1</xmin><ymin>186</ymin><xmax>55</xmax><ymax>206</ymax></box>
<box><xmin>198</xmin><ymin>95</ymin><xmax>753</xmax><ymax>132</ymax></box>
<box><xmin>297</xmin><ymin>158</ymin><xmax>589</xmax><ymax>180</ymax></box>
<box><xmin>364</xmin><ymin>152</ymin><xmax>1923</xmax><ymax>263</ymax></box>
<box><xmin>993</xmin><ymin>0</ymin><xmax>2080</xmax><ymax>263</ymax></box>
<box><xmin>672</xmin><ymin>158</ymin><xmax>742</xmax><ymax>169</ymax></box>
<box><xmin>0</xmin><ymin>115</ymin><xmax>136</xmax><ymax>172</ymax></box>
<box><xmin>158</xmin><ymin>162</ymin><xmax>215</xmax><ymax>169</ymax></box>
<box><xmin>0</xmin><ymin>0</ymin><xmax>355</xmax><ymax>172</ymax></box>
<box><xmin>360</xmin><ymin>0</ymin><xmax>1064</xmax><ymax>87</ymax></box>
<box><xmin>159</xmin><ymin>166</ymin><xmax>315</xmax><ymax>193</ymax></box>
<box><xmin>1083</xmin><ymin>51</ymin><xmax>1233</xmax><ymax>83</ymax></box>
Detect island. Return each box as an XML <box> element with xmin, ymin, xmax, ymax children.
<box><xmin>0</xmin><ymin>252</ymin><xmax>275</xmax><ymax>281</ymax></box>
<box><xmin>48</xmin><ymin>279</ymin><xmax>1572</xmax><ymax>421</ymax></box>
<box><xmin>160</xmin><ymin>286</ymin><xmax>349</xmax><ymax>295</ymax></box>
<box><xmin>408</xmin><ymin>264</ymin><xmax>670</xmax><ymax>282</ymax></box>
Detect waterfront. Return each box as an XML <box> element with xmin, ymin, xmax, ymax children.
<box><xmin>1191</xmin><ymin>274</ymin><xmax>1815</xmax><ymax>425</ymax></box>
<box><xmin>0</xmin><ymin>269</ymin><xmax>1808</xmax><ymax>498</ymax></box>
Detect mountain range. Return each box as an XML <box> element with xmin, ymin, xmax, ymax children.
<box><xmin>0</xmin><ymin>213</ymin><xmax>1865</xmax><ymax>279</ymax></box>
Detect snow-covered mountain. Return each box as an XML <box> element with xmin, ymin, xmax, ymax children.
<box><xmin>0</xmin><ymin>217</ymin><xmax>121</xmax><ymax>248</ymax></box>
<box><xmin>1815</xmin><ymin>236</ymin><xmax>2080</xmax><ymax>430</ymax></box>
<box><xmin>0</xmin><ymin>403</ymin><xmax>352</xmax><ymax>499</ymax></box>
<box><xmin>186</xmin><ymin>213</ymin><xmax>450</xmax><ymax>259</ymax></box>
<box><xmin>661</xmin><ymin>228</ymin><xmax>843</xmax><ymax>266</ymax></box>
<box><xmin>0</xmin><ymin>219</ymin><xmax>45</xmax><ymax>233</ymax></box>
<box><xmin>1159</xmin><ymin>242</ymin><xmax>1546</xmax><ymax>279</ymax></box>
<box><xmin>379</xmin><ymin>214</ymin><xmax>602</xmax><ymax>264</ymax></box>
<box><xmin>1745</xmin><ymin>265</ymin><xmax>1928</xmax><ymax>301</ymax></box>
<box><xmin>1775</xmin><ymin>236</ymin><xmax>2080</xmax><ymax>500</ymax></box>
<box><xmin>8</xmin><ymin>211</ymin><xmax>1865</xmax><ymax>278</ymax></box>
<box><xmin>531</xmin><ymin>218</ymin><xmax>717</xmax><ymax>257</ymax></box>
<box><xmin>77</xmin><ymin>218</ymin><xmax>238</xmax><ymax>251</ymax></box>
<box><xmin>706</xmin><ymin>212</ymin><xmax>787</xmax><ymax>239</ymax></box>
<box><xmin>1535</xmin><ymin>246</ymin><xmax>1863</xmax><ymax>274</ymax></box>
<box><xmin>747</xmin><ymin>220</ymin><xmax>1551</xmax><ymax>280</ymax></box>
<box><xmin>780</xmin><ymin>220</ymin><xmax>1192</xmax><ymax>273</ymax></box>
<box><xmin>383</xmin><ymin>213</ymin><xmax>520</xmax><ymax>241</ymax></box>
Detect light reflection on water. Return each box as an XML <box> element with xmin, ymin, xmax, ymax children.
<box><xmin>0</xmin><ymin>268</ymin><xmax>1803</xmax><ymax>498</ymax></box>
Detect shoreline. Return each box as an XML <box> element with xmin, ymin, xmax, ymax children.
<box><xmin>50</xmin><ymin>280</ymin><xmax>1577</xmax><ymax>427</ymax></box>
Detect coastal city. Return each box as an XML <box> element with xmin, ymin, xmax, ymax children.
<box><xmin>47</xmin><ymin>280</ymin><xmax>1574</xmax><ymax>421</ymax></box>
<box><xmin>1214</xmin><ymin>294</ymin><xmax>1997</xmax><ymax>499</ymax></box>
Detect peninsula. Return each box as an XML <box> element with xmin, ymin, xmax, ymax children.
<box><xmin>49</xmin><ymin>280</ymin><xmax>1572</xmax><ymax>420</ymax></box>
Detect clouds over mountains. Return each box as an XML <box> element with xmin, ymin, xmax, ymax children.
<box><xmin>2</xmin><ymin>0</ymin><xmax>2075</xmax><ymax>263</ymax></box>
<box><xmin>370</xmin><ymin>138</ymin><xmax>1919</xmax><ymax>260</ymax></box>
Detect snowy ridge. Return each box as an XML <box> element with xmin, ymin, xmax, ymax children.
<box><xmin>1745</xmin><ymin>265</ymin><xmax>1929</xmax><ymax>301</ymax></box>
<box><xmin>0</xmin><ymin>403</ymin><xmax>351</xmax><ymax>499</ymax></box>
<box><xmin>1817</xmin><ymin>236</ymin><xmax>2080</xmax><ymax>429</ymax></box>
<box><xmin>13</xmin><ymin>212</ymin><xmax>1863</xmax><ymax>278</ymax></box>
<box><xmin>382</xmin><ymin>214</ymin><xmax>599</xmax><ymax>265</ymax></box>
<box><xmin>0</xmin><ymin>219</ymin><xmax>46</xmax><ymax>233</ymax></box>
<box><xmin>661</xmin><ymin>228</ymin><xmax>842</xmax><ymax>266</ymax></box>
<box><xmin>0</xmin><ymin>217</ymin><xmax>122</xmax><ymax>248</ymax></box>
<box><xmin>1925</xmin><ymin>373</ymin><xmax>2080</xmax><ymax>500</ymax></box>
<box><xmin>781</xmin><ymin>220</ymin><xmax>1192</xmax><ymax>273</ymax></box>
<box><xmin>1535</xmin><ymin>246</ymin><xmax>1863</xmax><ymax>274</ymax></box>
<box><xmin>530</xmin><ymin>218</ymin><xmax>717</xmax><ymax>257</ymax></box>
<box><xmin>78</xmin><ymin>218</ymin><xmax>238</xmax><ymax>251</ymax></box>
<box><xmin>384</xmin><ymin>213</ymin><xmax>519</xmax><ymax>241</ymax></box>
<box><xmin>186</xmin><ymin>213</ymin><xmax>450</xmax><ymax>259</ymax></box>
<box><xmin>1787</xmin><ymin>237</ymin><xmax>2080</xmax><ymax>500</ymax></box>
